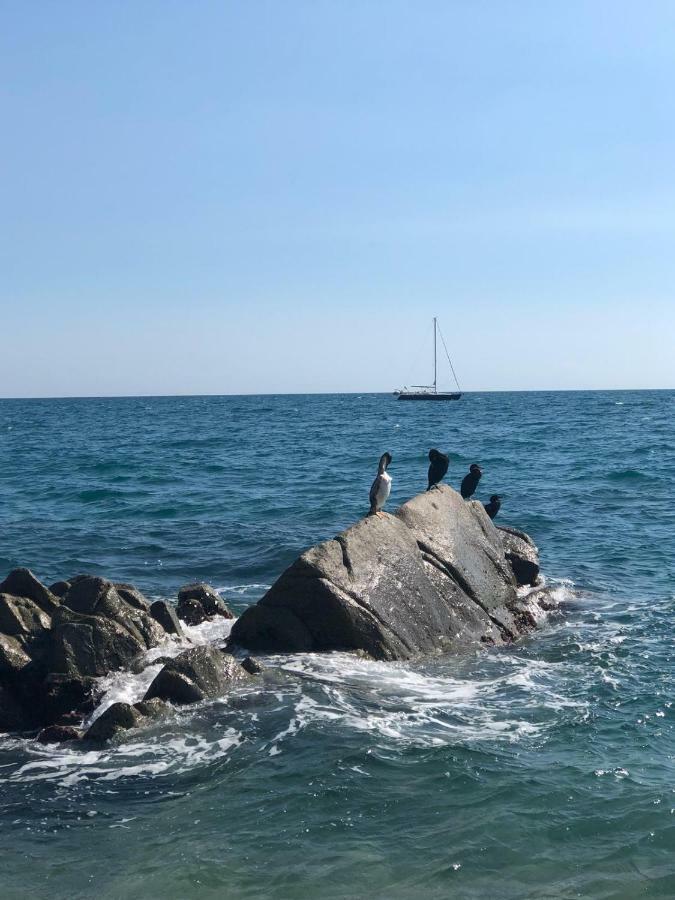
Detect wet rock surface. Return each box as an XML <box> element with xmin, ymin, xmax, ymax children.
<box><xmin>37</xmin><ymin>724</ymin><xmax>82</xmax><ymax>744</ymax></box>
<box><xmin>144</xmin><ymin>646</ymin><xmax>249</xmax><ymax>705</ymax></box>
<box><xmin>150</xmin><ymin>600</ymin><xmax>184</xmax><ymax>637</ymax></box>
<box><xmin>84</xmin><ymin>702</ymin><xmax>144</xmax><ymax>743</ymax></box>
<box><xmin>176</xmin><ymin>583</ymin><xmax>233</xmax><ymax>626</ymax></box>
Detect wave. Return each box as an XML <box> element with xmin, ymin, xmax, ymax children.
<box><xmin>605</xmin><ymin>469</ymin><xmax>649</xmax><ymax>481</ymax></box>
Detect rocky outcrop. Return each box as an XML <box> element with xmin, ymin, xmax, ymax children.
<box><xmin>0</xmin><ymin>493</ymin><xmax>551</xmax><ymax>742</ymax></box>
<box><xmin>0</xmin><ymin>569</ymin><xmax>227</xmax><ymax>737</ymax></box>
<box><xmin>144</xmin><ymin>646</ymin><xmax>249</xmax><ymax>705</ymax></box>
<box><xmin>230</xmin><ymin>486</ymin><xmax>548</xmax><ymax>660</ymax></box>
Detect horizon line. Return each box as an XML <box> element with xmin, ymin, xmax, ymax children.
<box><xmin>1</xmin><ymin>387</ymin><xmax>674</xmax><ymax>401</ymax></box>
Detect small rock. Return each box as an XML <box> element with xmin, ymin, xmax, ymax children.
<box><xmin>0</xmin><ymin>633</ymin><xmax>32</xmax><ymax>675</ymax></box>
<box><xmin>37</xmin><ymin>724</ymin><xmax>82</xmax><ymax>744</ymax></box>
<box><xmin>49</xmin><ymin>580</ymin><xmax>71</xmax><ymax>598</ymax></box>
<box><xmin>177</xmin><ymin>583</ymin><xmax>234</xmax><ymax>619</ymax></box>
<box><xmin>144</xmin><ymin>646</ymin><xmax>249</xmax><ymax>705</ymax></box>
<box><xmin>150</xmin><ymin>600</ymin><xmax>184</xmax><ymax>637</ymax></box>
<box><xmin>241</xmin><ymin>655</ymin><xmax>265</xmax><ymax>675</ymax></box>
<box><xmin>176</xmin><ymin>596</ymin><xmax>208</xmax><ymax>626</ymax></box>
<box><xmin>133</xmin><ymin>697</ymin><xmax>170</xmax><ymax>719</ymax></box>
<box><xmin>84</xmin><ymin>702</ymin><xmax>143</xmax><ymax>742</ymax></box>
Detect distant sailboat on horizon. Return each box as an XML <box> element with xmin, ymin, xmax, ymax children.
<box><xmin>394</xmin><ymin>317</ymin><xmax>462</xmax><ymax>401</ymax></box>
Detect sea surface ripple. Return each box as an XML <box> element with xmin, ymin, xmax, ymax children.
<box><xmin>0</xmin><ymin>391</ymin><xmax>673</xmax><ymax>898</ymax></box>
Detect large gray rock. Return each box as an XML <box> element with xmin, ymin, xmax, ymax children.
<box><xmin>498</xmin><ymin>526</ymin><xmax>540</xmax><ymax>586</ymax></box>
<box><xmin>398</xmin><ymin>494</ymin><xmax>520</xmax><ymax>637</ymax></box>
<box><xmin>0</xmin><ymin>569</ymin><xmax>59</xmax><ymax>614</ymax></box>
<box><xmin>144</xmin><ymin>646</ymin><xmax>249</xmax><ymax>705</ymax></box>
<box><xmin>230</xmin><ymin>486</ymin><xmax>531</xmax><ymax>660</ymax></box>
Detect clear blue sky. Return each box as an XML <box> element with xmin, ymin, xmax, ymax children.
<box><xmin>2</xmin><ymin>1</ymin><xmax>674</xmax><ymax>396</ymax></box>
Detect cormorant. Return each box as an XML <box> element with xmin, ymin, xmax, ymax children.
<box><xmin>460</xmin><ymin>463</ymin><xmax>482</xmax><ymax>499</ymax></box>
<box><xmin>368</xmin><ymin>452</ymin><xmax>392</xmax><ymax>516</ymax></box>
<box><xmin>427</xmin><ymin>448</ymin><xmax>449</xmax><ymax>490</ymax></box>
<box><xmin>483</xmin><ymin>494</ymin><xmax>502</xmax><ymax>520</ymax></box>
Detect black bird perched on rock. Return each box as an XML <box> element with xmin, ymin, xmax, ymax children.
<box><xmin>460</xmin><ymin>463</ymin><xmax>482</xmax><ymax>499</ymax></box>
<box><xmin>483</xmin><ymin>494</ymin><xmax>502</xmax><ymax>520</ymax></box>
<box><xmin>427</xmin><ymin>448</ymin><xmax>449</xmax><ymax>491</ymax></box>
<box><xmin>368</xmin><ymin>452</ymin><xmax>392</xmax><ymax>516</ymax></box>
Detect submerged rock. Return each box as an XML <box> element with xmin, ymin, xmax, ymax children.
<box><xmin>230</xmin><ymin>486</ymin><xmax>535</xmax><ymax>660</ymax></box>
<box><xmin>144</xmin><ymin>646</ymin><xmax>249</xmax><ymax>705</ymax></box>
<box><xmin>133</xmin><ymin>697</ymin><xmax>170</xmax><ymax>719</ymax></box>
<box><xmin>241</xmin><ymin>655</ymin><xmax>266</xmax><ymax>675</ymax></box>
<box><xmin>37</xmin><ymin>724</ymin><xmax>82</xmax><ymax>744</ymax></box>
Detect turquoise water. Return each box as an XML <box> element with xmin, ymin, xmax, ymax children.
<box><xmin>0</xmin><ymin>391</ymin><xmax>673</xmax><ymax>899</ymax></box>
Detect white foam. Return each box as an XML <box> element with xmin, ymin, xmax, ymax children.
<box><xmin>86</xmin><ymin>612</ymin><xmax>235</xmax><ymax>727</ymax></box>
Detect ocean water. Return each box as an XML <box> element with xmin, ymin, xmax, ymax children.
<box><xmin>0</xmin><ymin>390</ymin><xmax>673</xmax><ymax>899</ymax></box>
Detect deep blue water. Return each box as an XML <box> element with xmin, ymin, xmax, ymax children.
<box><xmin>0</xmin><ymin>391</ymin><xmax>673</xmax><ymax>899</ymax></box>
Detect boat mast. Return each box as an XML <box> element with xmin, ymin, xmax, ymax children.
<box><xmin>433</xmin><ymin>316</ymin><xmax>437</xmax><ymax>393</ymax></box>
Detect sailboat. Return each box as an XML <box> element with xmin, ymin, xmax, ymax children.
<box><xmin>394</xmin><ymin>317</ymin><xmax>462</xmax><ymax>401</ymax></box>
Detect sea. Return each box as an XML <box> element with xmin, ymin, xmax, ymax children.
<box><xmin>0</xmin><ymin>390</ymin><xmax>673</xmax><ymax>899</ymax></box>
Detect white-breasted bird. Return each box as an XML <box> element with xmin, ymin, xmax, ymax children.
<box><xmin>368</xmin><ymin>452</ymin><xmax>392</xmax><ymax>516</ymax></box>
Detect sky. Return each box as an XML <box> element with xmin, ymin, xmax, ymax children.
<box><xmin>2</xmin><ymin>0</ymin><xmax>675</xmax><ymax>397</ymax></box>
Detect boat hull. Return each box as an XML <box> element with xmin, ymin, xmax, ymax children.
<box><xmin>397</xmin><ymin>392</ymin><xmax>462</xmax><ymax>401</ymax></box>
